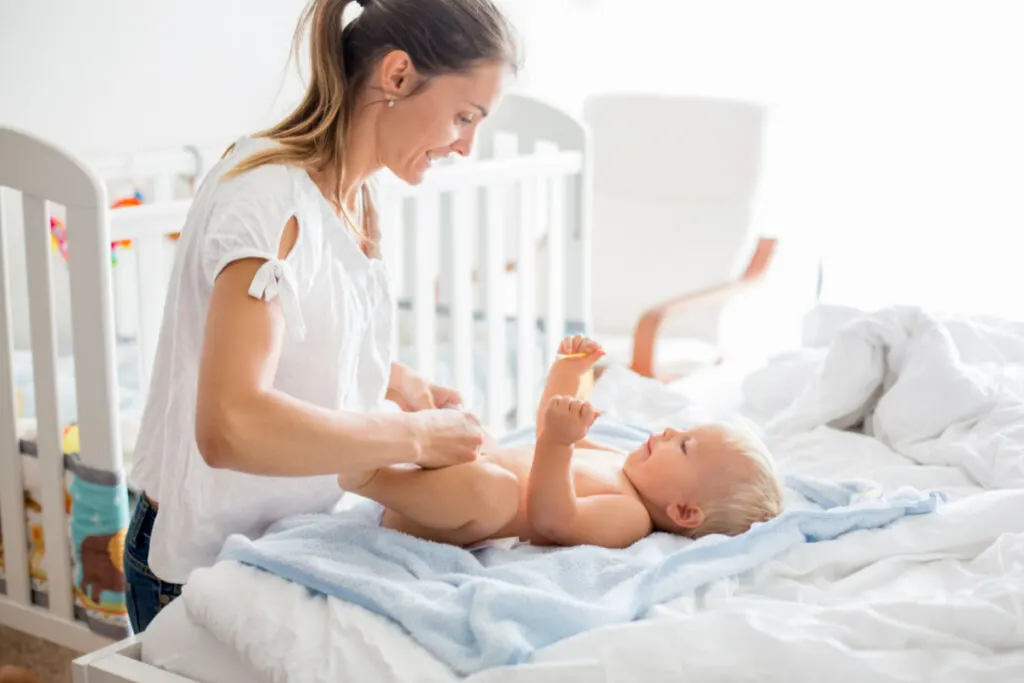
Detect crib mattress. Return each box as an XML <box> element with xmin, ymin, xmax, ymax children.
<box><xmin>142</xmin><ymin>599</ymin><xmax>274</xmax><ymax>683</ymax></box>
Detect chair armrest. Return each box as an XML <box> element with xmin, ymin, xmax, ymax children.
<box><xmin>630</xmin><ymin>237</ymin><xmax>778</xmax><ymax>378</ymax></box>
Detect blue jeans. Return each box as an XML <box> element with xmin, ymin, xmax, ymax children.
<box><xmin>123</xmin><ymin>493</ymin><xmax>183</xmax><ymax>634</ymax></box>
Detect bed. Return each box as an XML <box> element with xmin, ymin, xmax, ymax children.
<box><xmin>75</xmin><ymin>313</ymin><xmax>1024</xmax><ymax>681</ymax></box>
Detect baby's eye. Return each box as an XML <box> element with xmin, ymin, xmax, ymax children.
<box><xmin>457</xmin><ymin>114</ymin><xmax>475</xmax><ymax>126</ymax></box>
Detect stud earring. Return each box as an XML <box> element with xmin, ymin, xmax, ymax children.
<box><xmin>388</xmin><ymin>96</ymin><xmax>395</xmax><ymax>108</ymax></box>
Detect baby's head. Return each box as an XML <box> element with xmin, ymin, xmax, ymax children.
<box><xmin>623</xmin><ymin>422</ymin><xmax>782</xmax><ymax>539</ymax></box>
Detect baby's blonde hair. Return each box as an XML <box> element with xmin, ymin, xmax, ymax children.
<box><xmin>683</xmin><ymin>422</ymin><xmax>784</xmax><ymax>539</ymax></box>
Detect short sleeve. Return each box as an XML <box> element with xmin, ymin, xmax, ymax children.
<box><xmin>201</xmin><ymin>164</ymin><xmax>309</xmax><ymax>341</ymax></box>
<box><xmin>201</xmin><ymin>164</ymin><xmax>298</xmax><ymax>282</ymax></box>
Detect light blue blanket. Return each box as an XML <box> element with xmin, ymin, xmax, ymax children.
<box><xmin>218</xmin><ymin>421</ymin><xmax>944</xmax><ymax>676</ymax></box>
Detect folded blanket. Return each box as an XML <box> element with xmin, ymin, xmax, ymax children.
<box><xmin>218</xmin><ymin>472</ymin><xmax>943</xmax><ymax>676</ymax></box>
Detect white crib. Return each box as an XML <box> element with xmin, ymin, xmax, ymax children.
<box><xmin>0</xmin><ymin>92</ymin><xmax>592</xmax><ymax>653</ymax></box>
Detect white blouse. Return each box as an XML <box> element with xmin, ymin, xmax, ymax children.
<box><xmin>130</xmin><ymin>136</ymin><xmax>394</xmax><ymax>583</ymax></box>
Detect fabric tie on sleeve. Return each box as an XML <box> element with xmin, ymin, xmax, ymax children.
<box><xmin>247</xmin><ymin>259</ymin><xmax>307</xmax><ymax>341</ymax></box>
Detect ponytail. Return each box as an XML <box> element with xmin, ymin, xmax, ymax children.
<box><xmin>224</xmin><ymin>0</ymin><xmax>357</xmax><ymax>180</ymax></box>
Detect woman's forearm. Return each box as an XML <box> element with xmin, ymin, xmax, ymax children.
<box><xmin>196</xmin><ymin>389</ymin><xmax>423</xmax><ymax>477</ymax></box>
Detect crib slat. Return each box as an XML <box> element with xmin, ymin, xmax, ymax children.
<box><xmin>378</xmin><ymin>194</ymin><xmax>403</xmax><ymax>356</ymax></box>
<box><xmin>152</xmin><ymin>175</ymin><xmax>174</xmax><ymax>203</ymax></box>
<box><xmin>22</xmin><ymin>195</ymin><xmax>75</xmax><ymax>621</ymax></box>
<box><xmin>0</xmin><ymin>188</ymin><xmax>32</xmax><ymax>606</ymax></box>
<box><xmin>66</xmin><ymin>203</ymin><xmax>122</xmax><ymax>474</ymax></box>
<box><xmin>450</xmin><ymin>189</ymin><xmax>476</xmax><ymax>406</ymax></box>
<box><xmin>515</xmin><ymin>178</ymin><xmax>539</xmax><ymax>428</ymax></box>
<box><xmin>483</xmin><ymin>184</ymin><xmax>507</xmax><ymax>430</ymax></box>
<box><xmin>134</xmin><ymin>236</ymin><xmax>167</xmax><ymax>399</ymax></box>
<box><xmin>412</xmin><ymin>195</ymin><xmax>439</xmax><ymax>380</ymax></box>
<box><xmin>545</xmin><ymin>174</ymin><xmax>567</xmax><ymax>365</ymax></box>
<box><xmin>574</xmin><ymin>164</ymin><xmax>595</xmax><ymax>335</ymax></box>
<box><xmin>112</xmin><ymin>245</ymin><xmax>138</xmax><ymax>341</ymax></box>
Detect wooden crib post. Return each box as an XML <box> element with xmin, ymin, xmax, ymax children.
<box><xmin>0</xmin><ymin>187</ymin><xmax>32</xmax><ymax>607</ymax></box>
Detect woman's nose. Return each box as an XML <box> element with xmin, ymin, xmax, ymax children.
<box><xmin>453</xmin><ymin>126</ymin><xmax>478</xmax><ymax>158</ymax></box>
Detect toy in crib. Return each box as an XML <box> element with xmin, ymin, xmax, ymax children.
<box><xmin>48</xmin><ymin>191</ymin><xmax>142</xmax><ymax>266</ymax></box>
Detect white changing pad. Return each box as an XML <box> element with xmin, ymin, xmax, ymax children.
<box><xmin>141</xmin><ymin>597</ymin><xmax>267</xmax><ymax>683</ymax></box>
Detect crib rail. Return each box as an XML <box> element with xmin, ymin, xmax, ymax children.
<box><xmin>378</xmin><ymin>149</ymin><xmax>584</xmax><ymax>429</ymax></box>
<box><xmin>0</xmin><ymin>127</ymin><xmax>124</xmax><ymax>651</ymax></box>
<box><xmin>101</xmin><ymin>147</ymin><xmax>587</xmax><ymax>431</ymax></box>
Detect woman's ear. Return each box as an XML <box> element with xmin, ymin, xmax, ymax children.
<box><xmin>666</xmin><ymin>502</ymin><xmax>704</xmax><ymax>530</ymax></box>
<box><xmin>378</xmin><ymin>49</ymin><xmax>417</xmax><ymax>97</ymax></box>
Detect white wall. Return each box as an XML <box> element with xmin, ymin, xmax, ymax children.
<box><xmin>0</xmin><ymin>0</ymin><xmax>309</xmax><ymax>157</ymax></box>
<box><xmin>510</xmin><ymin>0</ymin><xmax>1024</xmax><ymax>323</ymax></box>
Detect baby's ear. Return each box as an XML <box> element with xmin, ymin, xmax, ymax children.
<box><xmin>666</xmin><ymin>502</ymin><xmax>704</xmax><ymax>529</ymax></box>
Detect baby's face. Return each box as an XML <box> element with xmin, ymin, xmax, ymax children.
<box><xmin>623</xmin><ymin>425</ymin><xmax>749</xmax><ymax>527</ymax></box>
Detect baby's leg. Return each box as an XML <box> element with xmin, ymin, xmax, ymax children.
<box><xmin>354</xmin><ymin>460</ymin><xmax>520</xmax><ymax>546</ymax></box>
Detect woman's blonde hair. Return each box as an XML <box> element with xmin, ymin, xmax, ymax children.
<box><xmin>224</xmin><ymin>0</ymin><xmax>519</xmax><ymax>184</ymax></box>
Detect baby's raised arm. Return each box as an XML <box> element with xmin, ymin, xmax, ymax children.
<box><xmin>535</xmin><ymin>336</ymin><xmax>604</xmax><ymax>435</ymax></box>
<box><xmin>527</xmin><ymin>396</ymin><xmax>652</xmax><ymax>549</ymax></box>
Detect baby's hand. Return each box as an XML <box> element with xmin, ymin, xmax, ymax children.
<box><xmin>555</xmin><ymin>335</ymin><xmax>605</xmax><ymax>374</ymax></box>
<box><xmin>541</xmin><ymin>395</ymin><xmax>599</xmax><ymax>446</ymax></box>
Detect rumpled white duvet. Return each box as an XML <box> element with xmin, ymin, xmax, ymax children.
<box><xmin>145</xmin><ymin>304</ymin><xmax>1024</xmax><ymax>683</ymax></box>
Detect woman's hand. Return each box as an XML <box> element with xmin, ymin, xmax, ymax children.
<box><xmin>410</xmin><ymin>408</ymin><xmax>484</xmax><ymax>468</ymax></box>
<box><xmin>424</xmin><ymin>383</ymin><xmax>464</xmax><ymax>410</ymax></box>
<box><xmin>388</xmin><ymin>363</ymin><xmax>463</xmax><ymax>412</ymax></box>
<box><xmin>337</xmin><ymin>407</ymin><xmax>484</xmax><ymax>491</ymax></box>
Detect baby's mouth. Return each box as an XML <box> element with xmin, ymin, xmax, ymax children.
<box><xmin>632</xmin><ymin>436</ymin><xmax>653</xmax><ymax>462</ymax></box>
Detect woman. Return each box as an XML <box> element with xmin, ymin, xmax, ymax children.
<box><xmin>124</xmin><ymin>0</ymin><xmax>519</xmax><ymax>633</ymax></box>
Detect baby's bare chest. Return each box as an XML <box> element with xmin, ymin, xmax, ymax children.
<box><xmin>488</xmin><ymin>448</ymin><xmax>631</xmax><ymax>497</ymax></box>
<box><xmin>568</xmin><ymin>450</ymin><xmax>633</xmax><ymax>496</ymax></box>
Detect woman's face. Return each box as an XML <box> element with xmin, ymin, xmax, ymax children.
<box><xmin>376</xmin><ymin>60</ymin><xmax>509</xmax><ymax>185</ymax></box>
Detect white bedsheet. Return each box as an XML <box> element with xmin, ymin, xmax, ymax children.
<box><xmin>142</xmin><ymin>306</ymin><xmax>1024</xmax><ymax>682</ymax></box>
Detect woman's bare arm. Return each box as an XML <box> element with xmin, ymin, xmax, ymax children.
<box><xmin>194</xmin><ymin>219</ymin><xmax>481</xmax><ymax>476</ymax></box>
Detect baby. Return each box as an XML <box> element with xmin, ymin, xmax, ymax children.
<box><xmin>341</xmin><ymin>336</ymin><xmax>784</xmax><ymax>549</ymax></box>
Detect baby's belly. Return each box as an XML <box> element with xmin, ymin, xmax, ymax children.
<box><xmin>475</xmin><ymin>450</ymin><xmax>536</xmax><ymax>542</ymax></box>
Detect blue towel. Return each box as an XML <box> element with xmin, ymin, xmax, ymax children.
<box><xmin>219</xmin><ymin>468</ymin><xmax>944</xmax><ymax>675</ymax></box>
